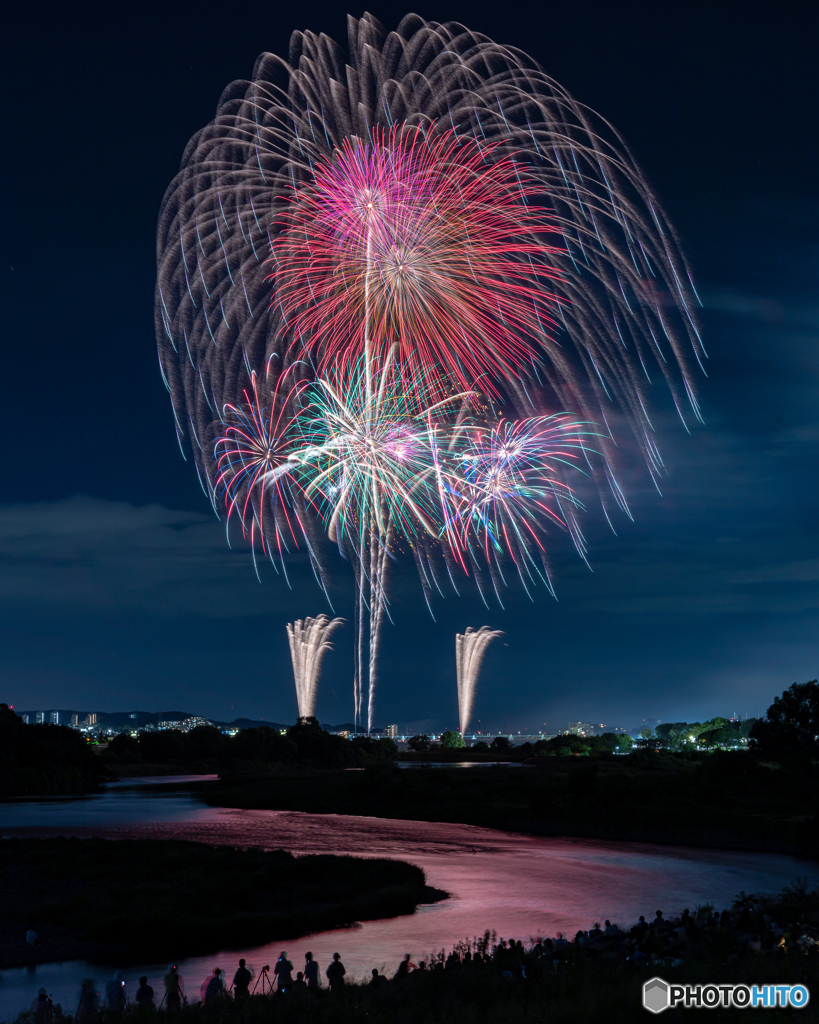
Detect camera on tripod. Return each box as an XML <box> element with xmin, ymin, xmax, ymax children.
<box><xmin>251</xmin><ymin>966</ymin><xmax>272</xmax><ymax>995</ymax></box>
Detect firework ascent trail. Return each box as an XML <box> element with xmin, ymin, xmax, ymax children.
<box><xmin>286</xmin><ymin>614</ymin><xmax>345</xmax><ymax>719</ymax></box>
<box><xmin>456</xmin><ymin>626</ymin><xmax>504</xmax><ymax>736</ymax></box>
<box><xmin>155</xmin><ymin>13</ymin><xmax>703</xmax><ymax>731</ymax></box>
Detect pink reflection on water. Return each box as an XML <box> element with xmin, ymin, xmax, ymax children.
<box><xmin>6</xmin><ymin>807</ymin><xmax>813</xmax><ymax>986</ymax></box>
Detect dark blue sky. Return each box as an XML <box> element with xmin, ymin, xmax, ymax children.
<box><xmin>2</xmin><ymin>0</ymin><xmax>817</xmax><ymax>731</ymax></box>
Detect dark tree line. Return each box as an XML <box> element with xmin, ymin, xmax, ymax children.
<box><xmin>104</xmin><ymin>716</ymin><xmax>398</xmax><ymax>769</ymax></box>
<box><xmin>0</xmin><ymin>703</ymin><xmax>105</xmax><ymax>796</ymax></box>
<box><xmin>751</xmin><ymin>680</ymin><xmax>819</xmax><ymax>774</ymax></box>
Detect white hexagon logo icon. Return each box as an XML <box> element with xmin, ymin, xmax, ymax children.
<box><xmin>643</xmin><ymin>977</ymin><xmax>670</xmax><ymax>1014</ymax></box>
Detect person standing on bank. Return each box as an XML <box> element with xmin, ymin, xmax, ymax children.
<box><xmin>274</xmin><ymin>952</ymin><xmax>293</xmax><ymax>993</ymax></box>
<box><xmin>164</xmin><ymin>966</ymin><xmax>184</xmax><ymax>1011</ymax></box>
<box><xmin>135</xmin><ymin>978</ymin><xmax>154</xmax><ymax>1012</ymax></box>
<box><xmin>303</xmin><ymin>952</ymin><xmax>319</xmax><ymax>990</ymax></box>
<box><xmin>326</xmin><ymin>953</ymin><xmax>346</xmax><ymax>990</ymax></box>
<box><xmin>232</xmin><ymin>960</ymin><xmax>251</xmax><ymax>1000</ymax></box>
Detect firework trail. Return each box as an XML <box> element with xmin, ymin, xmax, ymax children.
<box><xmin>286</xmin><ymin>614</ymin><xmax>344</xmax><ymax>719</ymax></box>
<box><xmin>455</xmin><ymin>626</ymin><xmax>504</xmax><ymax>736</ymax></box>
<box><xmin>155</xmin><ymin>14</ymin><xmax>703</xmax><ymax>729</ymax></box>
<box><xmin>281</xmin><ymin>357</ymin><xmax>472</xmax><ymax>727</ymax></box>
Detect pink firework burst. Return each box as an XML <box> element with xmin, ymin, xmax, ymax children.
<box><xmin>271</xmin><ymin>124</ymin><xmax>566</xmax><ymax>398</ymax></box>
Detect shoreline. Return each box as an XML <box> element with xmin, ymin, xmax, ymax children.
<box><xmin>0</xmin><ymin>882</ymin><xmax>451</xmax><ymax>970</ymax></box>
<box><xmin>205</xmin><ymin>763</ymin><xmax>819</xmax><ymax>860</ymax></box>
<box><xmin>0</xmin><ymin>837</ymin><xmax>447</xmax><ymax>970</ymax></box>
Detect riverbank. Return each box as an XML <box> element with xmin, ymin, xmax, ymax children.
<box><xmin>0</xmin><ymin>838</ymin><xmax>446</xmax><ymax>969</ymax></box>
<box><xmin>207</xmin><ymin>755</ymin><xmax>819</xmax><ymax>857</ymax></box>
<box><xmin>13</xmin><ymin>881</ymin><xmax>819</xmax><ymax>1024</ymax></box>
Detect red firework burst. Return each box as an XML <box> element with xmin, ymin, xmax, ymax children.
<box><xmin>214</xmin><ymin>372</ymin><xmax>302</xmax><ymax>556</ymax></box>
<box><xmin>271</xmin><ymin>124</ymin><xmax>565</xmax><ymax>397</ymax></box>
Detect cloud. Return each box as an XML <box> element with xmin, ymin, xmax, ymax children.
<box><xmin>557</xmin><ymin>544</ymin><xmax>819</xmax><ymax>620</ymax></box>
<box><xmin>0</xmin><ymin>495</ymin><xmax>332</xmax><ymax>618</ymax></box>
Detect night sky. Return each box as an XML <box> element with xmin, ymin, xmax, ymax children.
<box><xmin>2</xmin><ymin>0</ymin><xmax>817</xmax><ymax>732</ymax></box>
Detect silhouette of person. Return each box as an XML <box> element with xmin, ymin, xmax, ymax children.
<box><xmin>396</xmin><ymin>954</ymin><xmax>416</xmax><ymax>977</ymax></box>
<box><xmin>232</xmin><ymin>960</ymin><xmax>251</xmax><ymax>1000</ymax></box>
<box><xmin>325</xmin><ymin>953</ymin><xmax>346</xmax><ymax>990</ymax></box>
<box><xmin>105</xmin><ymin>972</ymin><xmax>126</xmax><ymax>1013</ymax></box>
<box><xmin>303</xmin><ymin>952</ymin><xmax>319</xmax><ymax>990</ymax></box>
<box><xmin>135</xmin><ymin>978</ymin><xmax>154</xmax><ymax>1012</ymax></box>
<box><xmin>274</xmin><ymin>952</ymin><xmax>293</xmax><ymax>993</ymax></box>
<box><xmin>163</xmin><ymin>965</ymin><xmax>184</xmax><ymax>1012</ymax></box>
<box><xmin>30</xmin><ymin>989</ymin><xmax>53</xmax><ymax>1022</ymax></box>
<box><xmin>202</xmin><ymin>969</ymin><xmax>224</xmax><ymax>1003</ymax></box>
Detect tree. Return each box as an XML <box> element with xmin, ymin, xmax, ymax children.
<box><xmin>640</xmin><ymin>728</ymin><xmax>652</xmax><ymax>739</ymax></box>
<box><xmin>288</xmin><ymin>719</ymin><xmax>358</xmax><ymax>767</ymax></box>
<box><xmin>751</xmin><ymin>680</ymin><xmax>819</xmax><ymax>774</ymax></box>
<box><xmin>408</xmin><ymin>734</ymin><xmax>430</xmax><ymax>752</ymax></box>
<box><xmin>0</xmin><ymin>704</ymin><xmax>104</xmax><ymax>797</ymax></box>
<box><xmin>598</xmin><ymin>732</ymin><xmax>633</xmax><ymax>753</ymax></box>
<box><xmin>490</xmin><ymin>736</ymin><xmax>510</xmax><ymax>752</ymax></box>
<box><xmin>350</xmin><ymin>735</ymin><xmax>398</xmax><ymax>761</ymax></box>
<box><xmin>440</xmin><ymin>730</ymin><xmax>465</xmax><ymax>749</ymax></box>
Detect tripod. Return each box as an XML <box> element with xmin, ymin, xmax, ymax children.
<box><xmin>251</xmin><ymin>967</ymin><xmax>272</xmax><ymax>995</ymax></box>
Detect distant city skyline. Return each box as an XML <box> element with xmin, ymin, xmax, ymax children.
<box><xmin>11</xmin><ymin>704</ymin><xmax>759</xmax><ymax>739</ymax></box>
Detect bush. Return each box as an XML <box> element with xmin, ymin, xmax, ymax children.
<box><xmin>350</xmin><ymin>735</ymin><xmax>399</xmax><ymax>761</ymax></box>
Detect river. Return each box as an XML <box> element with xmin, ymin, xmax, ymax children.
<box><xmin>0</xmin><ymin>777</ymin><xmax>813</xmax><ymax>1020</ymax></box>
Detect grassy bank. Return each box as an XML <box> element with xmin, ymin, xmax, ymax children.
<box><xmin>0</xmin><ymin>838</ymin><xmax>444</xmax><ymax>968</ymax></box>
<box><xmin>208</xmin><ymin>752</ymin><xmax>819</xmax><ymax>856</ymax></box>
<box><xmin>18</xmin><ymin>890</ymin><xmax>819</xmax><ymax>1024</ymax></box>
<box><xmin>23</xmin><ymin>959</ymin><xmax>819</xmax><ymax>1024</ymax></box>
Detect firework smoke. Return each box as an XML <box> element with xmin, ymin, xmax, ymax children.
<box><xmin>456</xmin><ymin>626</ymin><xmax>503</xmax><ymax>735</ymax></box>
<box><xmin>286</xmin><ymin>614</ymin><xmax>344</xmax><ymax>719</ymax></box>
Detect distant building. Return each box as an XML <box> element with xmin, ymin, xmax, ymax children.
<box><xmin>182</xmin><ymin>716</ymin><xmax>212</xmax><ymax>731</ymax></box>
<box><xmin>158</xmin><ymin>716</ymin><xmax>212</xmax><ymax>732</ymax></box>
<box><xmin>19</xmin><ymin>713</ymin><xmax>30</xmax><ymax>724</ymax></box>
<box><xmin>385</xmin><ymin>724</ymin><xmax>397</xmax><ymax>739</ymax></box>
<box><xmin>35</xmin><ymin>712</ymin><xmax>45</xmax><ymax>724</ymax></box>
<box><xmin>49</xmin><ymin>711</ymin><xmax>60</xmax><ymax>725</ymax></box>
<box><xmin>84</xmin><ymin>714</ymin><xmax>98</xmax><ymax>727</ymax></box>
<box><xmin>567</xmin><ymin>721</ymin><xmax>592</xmax><ymax>736</ymax></box>
<box><xmin>70</xmin><ymin>714</ymin><xmax>79</xmax><ymax>728</ymax></box>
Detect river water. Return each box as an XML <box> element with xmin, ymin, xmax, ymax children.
<box><xmin>0</xmin><ymin>777</ymin><xmax>813</xmax><ymax>1020</ymax></box>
